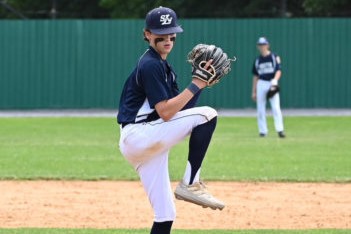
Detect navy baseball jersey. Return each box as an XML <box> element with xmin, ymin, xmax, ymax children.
<box><xmin>117</xmin><ymin>46</ymin><xmax>179</xmax><ymax>124</ymax></box>
<box><xmin>252</xmin><ymin>53</ymin><xmax>281</xmax><ymax>81</ymax></box>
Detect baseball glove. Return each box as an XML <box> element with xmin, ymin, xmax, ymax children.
<box><xmin>267</xmin><ymin>85</ymin><xmax>280</xmax><ymax>99</ymax></box>
<box><xmin>187</xmin><ymin>44</ymin><xmax>236</xmax><ymax>86</ymax></box>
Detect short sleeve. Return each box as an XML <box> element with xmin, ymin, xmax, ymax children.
<box><xmin>252</xmin><ymin>59</ymin><xmax>258</xmax><ymax>75</ymax></box>
<box><xmin>275</xmin><ymin>55</ymin><xmax>281</xmax><ymax>71</ymax></box>
<box><xmin>140</xmin><ymin>61</ymin><xmax>168</xmax><ymax>108</ymax></box>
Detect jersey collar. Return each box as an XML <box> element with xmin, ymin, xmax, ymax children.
<box><xmin>149</xmin><ymin>46</ymin><xmax>165</xmax><ymax>61</ymax></box>
<box><xmin>260</xmin><ymin>51</ymin><xmax>271</xmax><ymax>58</ymax></box>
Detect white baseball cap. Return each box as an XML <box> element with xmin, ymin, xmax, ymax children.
<box><xmin>257</xmin><ymin>37</ymin><xmax>269</xmax><ymax>45</ymax></box>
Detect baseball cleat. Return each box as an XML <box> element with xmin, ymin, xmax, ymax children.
<box><xmin>174</xmin><ymin>181</ymin><xmax>225</xmax><ymax>210</ymax></box>
<box><xmin>278</xmin><ymin>131</ymin><xmax>286</xmax><ymax>138</ymax></box>
<box><xmin>259</xmin><ymin>133</ymin><xmax>266</xmax><ymax>137</ymax></box>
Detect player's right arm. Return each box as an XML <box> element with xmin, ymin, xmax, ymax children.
<box><xmin>251</xmin><ymin>75</ymin><xmax>258</xmax><ymax>102</ymax></box>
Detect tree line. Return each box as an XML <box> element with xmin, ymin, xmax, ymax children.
<box><xmin>0</xmin><ymin>0</ymin><xmax>350</xmax><ymax>19</ymax></box>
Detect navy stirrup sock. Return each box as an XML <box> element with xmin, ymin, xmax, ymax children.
<box><xmin>150</xmin><ymin>221</ymin><xmax>173</xmax><ymax>234</ymax></box>
<box><xmin>188</xmin><ymin>117</ymin><xmax>217</xmax><ymax>184</ymax></box>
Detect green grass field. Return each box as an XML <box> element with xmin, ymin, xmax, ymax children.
<box><xmin>0</xmin><ymin>116</ymin><xmax>350</xmax><ymax>233</ymax></box>
<box><xmin>0</xmin><ymin>117</ymin><xmax>350</xmax><ymax>182</ymax></box>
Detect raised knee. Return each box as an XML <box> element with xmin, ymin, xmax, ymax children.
<box><xmin>199</xmin><ymin>106</ymin><xmax>218</xmax><ymax>121</ymax></box>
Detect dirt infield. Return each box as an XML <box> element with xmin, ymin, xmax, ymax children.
<box><xmin>0</xmin><ymin>181</ymin><xmax>350</xmax><ymax>230</ymax></box>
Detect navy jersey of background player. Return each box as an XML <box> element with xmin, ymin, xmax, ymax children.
<box><xmin>252</xmin><ymin>53</ymin><xmax>281</xmax><ymax>81</ymax></box>
<box><xmin>117</xmin><ymin>46</ymin><xmax>180</xmax><ymax>124</ymax></box>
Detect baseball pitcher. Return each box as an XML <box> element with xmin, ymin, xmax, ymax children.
<box><xmin>117</xmin><ymin>6</ymin><xmax>235</xmax><ymax>234</ymax></box>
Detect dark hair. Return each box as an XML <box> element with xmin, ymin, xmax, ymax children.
<box><xmin>143</xmin><ymin>29</ymin><xmax>150</xmax><ymax>42</ymax></box>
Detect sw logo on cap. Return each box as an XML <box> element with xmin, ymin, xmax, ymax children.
<box><xmin>160</xmin><ymin>14</ymin><xmax>172</xmax><ymax>25</ymax></box>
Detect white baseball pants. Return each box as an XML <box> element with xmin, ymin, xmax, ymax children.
<box><xmin>119</xmin><ymin>106</ymin><xmax>217</xmax><ymax>222</ymax></box>
<box><xmin>256</xmin><ymin>79</ymin><xmax>284</xmax><ymax>134</ymax></box>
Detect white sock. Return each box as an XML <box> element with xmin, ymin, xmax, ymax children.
<box><xmin>182</xmin><ymin>161</ymin><xmax>201</xmax><ymax>185</ymax></box>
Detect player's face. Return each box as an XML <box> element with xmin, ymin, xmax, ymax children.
<box><xmin>257</xmin><ymin>44</ymin><xmax>269</xmax><ymax>55</ymax></box>
<box><xmin>146</xmin><ymin>32</ymin><xmax>176</xmax><ymax>59</ymax></box>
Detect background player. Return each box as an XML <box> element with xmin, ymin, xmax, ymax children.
<box><xmin>117</xmin><ymin>6</ymin><xmax>224</xmax><ymax>234</ymax></box>
<box><xmin>251</xmin><ymin>37</ymin><xmax>286</xmax><ymax>138</ymax></box>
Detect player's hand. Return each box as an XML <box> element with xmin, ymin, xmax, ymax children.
<box><xmin>191</xmin><ymin>59</ymin><xmax>213</xmax><ymax>89</ymax></box>
<box><xmin>251</xmin><ymin>92</ymin><xmax>257</xmax><ymax>102</ymax></box>
<box><xmin>188</xmin><ymin>44</ymin><xmax>235</xmax><ymax>87</ymax></box>
<box><xmin>271</xmin><ymin>79</ymin><xmax>278</xmax><ymax>86</ymax></box>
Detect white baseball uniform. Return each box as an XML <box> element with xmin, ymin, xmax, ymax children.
<box><xmin>253</xmin><ymin>52</ymin><xmax>284</xmax><ymax>134</ymax></box>
<box><xmin>119</xmin><ymin>106</ymin><xmax>217</xmax><ymax>222</ymax></box>
<box><xmin>117</xmin><ymin>44</ymin><xmax>219</xmax><ymax>223</ymax></box>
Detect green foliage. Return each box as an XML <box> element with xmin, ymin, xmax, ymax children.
<box><xmin>99</xmin><ymin>0</ymin><xmax>304</xmax><ymax>18</ymax></box>
<box><xmin>99</xmin><ymin>0</ymin><xmax>349</xmax><ymax>18</ymax></box>
<box><xmin>0</xmin><ymin>117</ymin><xmax>350</xmax><ymax>182</ymax></box>
<box><xmin>0</xmin><ymin>0</ymin><xmax>349</xmax><ymax>19</ymax></box>
<box><xmin>99</xmin><ymin>0</ymin><xmax>165</xmax><ymax>18</ymax></box>
<box><xmin>0</xmin><ymin>0</ymin><xmax>108</xmax><ymax>19</ymax></box>
<box><xmin>303</xmin><ymin>0</ymin><xmax>351</xmax><ymax>16</ymax></box>
<box><xmin>99</xmin><ymin>0</ymin><xmax>147</xmax><ymax>18</ymax></box>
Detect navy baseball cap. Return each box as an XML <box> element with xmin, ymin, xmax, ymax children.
<box><xmin>257</xmin><ymin>37</ymin><xmax>269</xmax><ymax>45</ymax></box>
<box><xmin>145</xmin><ymin>6</ymin><xmax>183</xmax><ymax>35</ymax></box>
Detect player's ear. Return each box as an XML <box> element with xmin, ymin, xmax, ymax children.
<box><xmin>144</xmin><ymin>30</ymin><xmax>151</xmax><ymax>42</ymax></box>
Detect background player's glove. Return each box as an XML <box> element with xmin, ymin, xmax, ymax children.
<box><xmin>267</xmin><ymin>85</ymin><xmax>280</xmax><ymax>99</ymax></box>
<box><xmin>187</xmin><ymin>44</ymin><xmax>236</xmax><ymax>86</ymax></box>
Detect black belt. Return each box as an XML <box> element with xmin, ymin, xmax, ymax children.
<box><xmin>121</xmin><ymin>117</ymin><xmax>160</xmax><ymax>129</ymax></box>
<box><xmin>259</xmin><ymin>78</ymin><xmax>273</xmax><ymax>81</ymax></box>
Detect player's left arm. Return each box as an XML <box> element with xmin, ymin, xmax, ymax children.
<box><xmin>271</xmin><ymin>55</ymin><xmax>282</xmax><ymax>85</ymax></box>
<box><xmin>273</xmin><ymin>70</ymin><xmax>282</xmax><ymax>81</ymax></box>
